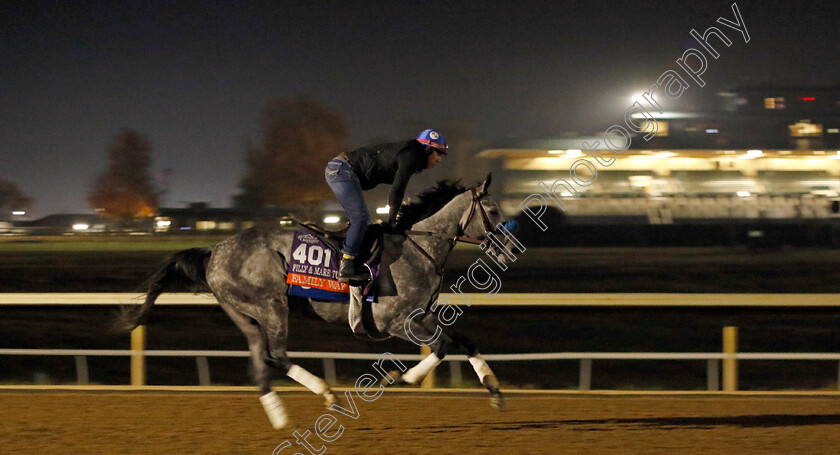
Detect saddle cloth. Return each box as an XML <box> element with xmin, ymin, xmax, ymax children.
<box><xmin>286</xmin><ymin>228</ymin><xmax>381</xmax><ymax>302</ymax></box>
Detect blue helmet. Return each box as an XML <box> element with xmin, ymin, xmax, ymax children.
<box><xmin>416</xmin><ymin>129</ymin><xmax>448</xmax><ymax>154</ymax></box>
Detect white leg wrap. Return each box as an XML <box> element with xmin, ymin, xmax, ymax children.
<box><xmin>402</xmin><ymin>353</ymin><xmax>442</xmax><ymax>385</ymax></box>
<box><xmin>287</xmin><ymin>365</ymin><xmax>328</xmax><ymax>395</ymax></box>
<box><xmin>469</xmin><ymin>355</ymin><xmax>495</xmax><ymax>382</ymax></box>
<box><xmin>259</xmin><ymin>392</ymin><xmax>289</xmax><ymax>430</ymax></box>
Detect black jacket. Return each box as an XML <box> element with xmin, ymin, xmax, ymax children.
<box><xmin>344</xmin><ymin>140</ymin><xmax>428</xmax><ymax>224</ymax></box>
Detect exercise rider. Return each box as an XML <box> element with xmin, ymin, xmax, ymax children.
<box><xmin>324</xmin><ymin>129</ymin><xmax>448</xmax><ymax>282</ymax></box>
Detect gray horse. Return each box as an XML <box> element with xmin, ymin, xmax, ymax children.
<box><xmin>120</xmin><ymin>175</ymin><xmax>509</xmax><ymax>429</ymax></box>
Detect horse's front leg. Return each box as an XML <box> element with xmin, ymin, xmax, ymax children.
<box><xmin>387</xmin><ymin>316</ymin><xmax>450</xmax><ymax>386</ymax></box>
<box><xmin>445</xmin><ymin>328</ymin><xmax>505</xmax><ymax>410</ymax></box>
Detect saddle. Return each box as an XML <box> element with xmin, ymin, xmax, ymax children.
<box><xmin>290</xmin><ymin>220</ymin><xmax>397</xmax><ymax>338</ymax></box>
<box><xmin>295</xmin><ymin>221</ymin><xmax>386</xmax><ymax>269</ymax></box>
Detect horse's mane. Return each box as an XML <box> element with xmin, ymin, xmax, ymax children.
<box><xmin>395</xmin><ymin>179</ymin><xmax>466</xmax><ymax>230</ymax></box>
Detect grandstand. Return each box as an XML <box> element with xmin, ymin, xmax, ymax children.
<box><xmin>479</xmin><ymin>85</ymin><xmax>840</xmax><ymax>223</ymax></box>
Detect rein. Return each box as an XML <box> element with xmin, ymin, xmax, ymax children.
<box><xmin>403</xmin><ymin>187</ymin><xmax>497</xmax><ymax>275</ymax></box>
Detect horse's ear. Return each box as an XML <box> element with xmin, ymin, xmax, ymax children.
<box><xmin>478</xmin><ymin>173</ymin><xmax>492</xmax><ymax>196</ymax></box>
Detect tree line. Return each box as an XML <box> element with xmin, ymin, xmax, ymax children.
<box><xmin>87</xmin><ymin>97</ymin><xmax>348</xmax><ymax>221</ymax></box>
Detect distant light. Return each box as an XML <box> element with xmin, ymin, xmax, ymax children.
<box><xmin>11</xmin><ymin>211</ymin><xmax>25</xmax><ymax>216</ymax></box>
<box><xmin>179</xmin><ymin>226</ymin><xmax>192</xmax><ymax>230</ymax></box>
<box><xmin>651</xmin><ymin>152</ymin><xmax>675</xmax><ymax>160</ymax></box>
<box><xmin>375</xmin><ymin>206</ymin><xmax>390</xmax><ymax>214</ymax></box>
<box><xmin>827</xmin><ymin>128</ymin><xmax>840</xmax><ymax>134</ymax></box>
<box><xmin>813</xmin><ymin>150</ymin><xmax>825</xmax><ymax>155</ymax></box>
<box><xmin>278</xmin><ymin>220</ymin><xmax>292</xmax><ymax>226</ymax></box>
<box><xmin>156</xmin><ymin>220</ymin><xmax>171</xmax><ymax>227</ymax></box>
<box><xmin>72</xmin><ymin>223</ymin><xmax>89</xmax><ymax>231</ymax></box>
<box><xmin>741</xmin><ymin>150</ymin><xmax>763</xmax><ymax>159</ymax></box>
<box><xmin>737</xmin><ymin>191</ymin><xmax>751</xmax><ymax>197</ymax></box>
<box><xmin>630</xmin><ymin>111</ymin><xmax>701</xmax><ymax>120</ymax></box>
<box><xmin>705</xmin><ymin>128</ymin><xmax>719</xmax><ymax>134</ymax></box>
<box><xmin>778</xmin><ymin>150</ymin><xmax>792</xmax><ymax>155</ymax></box>
<box><xmin>547</xmin><ymin>149</ymin><xmax>582</xmax><ymax>158</ymax></box>
<box><xmin>803</xmin><ymin>97</ymin><xmax>816</xmax><ymax>101</ymax></box>
<box><xmin>323</xmin><ymin>216</ymin><xmax>340</xmax><ymax>224</ymax></box>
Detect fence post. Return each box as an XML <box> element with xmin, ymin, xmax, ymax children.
<box><xmin>722</xmin><ymin>326</ymin><xmax>738</xmax><ymax>392</ymax></box>
<box><xmin>75</xmin><ymin>355</ymin><xmax>89</xmax><ymax>385</ymax></box>
<box><xmin>420</xmin><ymin>345</ymin><xmax>434</xmax><ymax>389</ymax></box>
<box><xmin>706</xmin><ymin>359</ymin><xmax>719</xmax><ymax>391</ymax></box>
<box><xmin>449</xmin><ymin>360</ymin><xmax>462</xmax><ymax>387</ymax></box>
<box><xmin>837</xmin><ymin>360</ymin><xmax>840</xmax><ymax>390</ymax></box>
<box><xmin>323</xmin><ymin>358</ymin><xmax>337</xmax><ymax>384</ymax></box>
<box><xmin>131</xmin><ymin>325</ymin><xmax>146</xmax><ymax>386</ymax></box>
<box><xmin>579</xmin><ymin>359</ymin><xmax>592</xmax><ymax>391</ymax></box>
<box><xmin>196</xmin><ymin>356</ymin><xmax>211</xmax><ymax>386</ymax></box>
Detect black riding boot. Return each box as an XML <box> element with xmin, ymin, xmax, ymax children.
<box><xmin>338</xmin><ymin>256</ymin><xmax>369</xmax><ymax>282</ymax></box>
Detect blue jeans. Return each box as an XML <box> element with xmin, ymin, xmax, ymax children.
<box><xmin>325</xmin><ymin>157</ymin><xmax>370</xmax><ymax>257</ymax></box>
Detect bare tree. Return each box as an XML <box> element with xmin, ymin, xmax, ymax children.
<box><xmin>236</xmin><ymin>97</ymin><xmax>348</xmax><ymax>218</ymax></box>
<box><xmin>0</xmin><ymin>178</ymin><xmax>32</xmax><ymax>218</ymax></box>
<box><xmin>88</xmin><ymin>130</ymin><xmax>158</xmax><ymax>220</ymax></box>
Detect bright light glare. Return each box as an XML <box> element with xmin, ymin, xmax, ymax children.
<box><xmin>547</xmin><ymin>150</ymin><xmax>564</xmax><ymax>154</ymax></box>
<box><xmin>651</xmin><ymin>152</ymin><xmax>675</xmax><ymax>159</ymax></box>
<box><xmin>156</xmin><ymin>220</ymin><xmax>171</xmax><ymax>227</ymax></box>
<box><xmin>737</xmin><ymin>191</ymin><xmax>751</xmax><ymax>197</ymax></box>
<box><xmin>323</xmin><ymin>216</ymin><xmax>340</xmax><ymax>224</ymax></box>
<box><xmin>564</xmin><ymin>149</ymin><xmax>582</xmax><ymax>158</ymax></box>
<box><xmin>746</xmin><ymin>150</ymin><xmax>763</xmax><ymax>158</ymax></box>
<box><xmin>72</xmin><ymin>223</ymin><xmax>89</xmax><ymax>230</ymax></box>
<box><xmin>376</xmin><ymin>206</ymin><xmax>390</xmax><ymax>214</ymax></box>
<box><xmin>11</xmin><ymin>211</ymin><xmax>25</xmax><ymax>216</ymax></box>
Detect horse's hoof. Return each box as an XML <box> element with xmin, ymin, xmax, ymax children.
<box><xmin>324</xmin><ymin>391</ymin><xmax>341</xmax><ymax>409</ymax></box>
<box><xmin>490</xmin><ymin>392</ymin><xmax>505</xmax><ymax>410</ymax></box>
<box><xmin>380</xmin><ymin>370</ymin><xmax>405</xmax><ymax>387</ymax></box>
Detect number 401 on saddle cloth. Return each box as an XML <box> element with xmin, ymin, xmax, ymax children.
<box><xmin>285</xmin><ymin>231</ymin><xmax>376</xmax><ymax>302</ymax></box>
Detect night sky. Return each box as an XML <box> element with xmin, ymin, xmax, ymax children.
<box><xmin>2</xmin><ymin>0</ymin><xmax>838</xmax><ymax>215</ymax></box>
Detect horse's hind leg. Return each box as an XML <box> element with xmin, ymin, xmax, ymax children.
<box><xmin>219</xmin><ymin>303</ymin><xmax>290</xmax><ymax>430</ymax></box>
<box><xmin>444</xmin><ymin>327</ymin><xmax>505</xmax><ymax>410</ymax></box>
<box><xmin>257</xmin><ymin>297</ymin><xmax>340</xmax><ymax>409</ymax></box>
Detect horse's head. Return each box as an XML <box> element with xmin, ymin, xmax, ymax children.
<box><xmin>456</xmin><ymin>174</ymin><xmax>513</xmax><ymax>260</ymax></box>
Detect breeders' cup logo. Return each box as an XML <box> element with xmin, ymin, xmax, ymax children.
<box><xmin>299</xmin><ymin>233</ymin><xmax>318</xmax><ymax>243</ymax></box>
<box><xmin>429</xmin><ymin>131</ymin><xmax>439</xmax><ymax>140</ymax></box>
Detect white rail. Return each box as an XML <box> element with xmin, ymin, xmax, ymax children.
<box><xmin>2</xmin><ymin>294</ymin><xmax>840</xmax><ymax>391</ymax></box>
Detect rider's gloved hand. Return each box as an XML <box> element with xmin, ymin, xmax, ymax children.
<box><xmin>381</xmin><ymin>220</ymin><xmax>405</xmax><ymax>236</ymax></box>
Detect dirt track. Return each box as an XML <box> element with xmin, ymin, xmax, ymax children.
<box><xmin>3</xmin><ymin>390</ymin><xmax>840</xmax><ymax>454</ymax></box>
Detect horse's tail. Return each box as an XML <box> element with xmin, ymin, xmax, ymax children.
<box><xmin>115</xmin><ymin>247</ymin><xmax>212</xmax><ymax>332</ymax></box>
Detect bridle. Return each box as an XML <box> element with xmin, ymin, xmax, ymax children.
<box><xmin>404</xmin><ymin>187</ymin><xmax>500</xmax><ymax>275</ymax></box>
<box><xmin>405</xmin><ymin>187</ymin><xmax>497</xmax><ymax>245</ymax></box>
